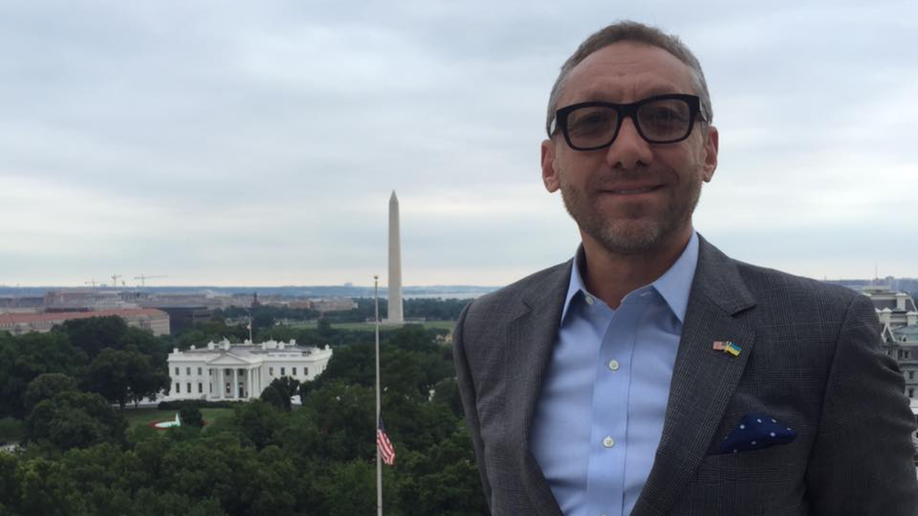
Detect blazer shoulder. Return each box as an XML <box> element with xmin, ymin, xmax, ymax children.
<box><xmin>731</xmin><ymin>259</ymin><xmax>874</xmax><ymax>327</ymax></box>
<box><xmin>463</xmin><ymin>261</ymin><xmax>571</xmax><ymax>322</ymax></box>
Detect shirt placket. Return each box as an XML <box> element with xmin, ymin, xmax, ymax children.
<box><xmin>585</xmin><ymin>294</ymin><xmax>646</xmax><ymax>516</ymax></box>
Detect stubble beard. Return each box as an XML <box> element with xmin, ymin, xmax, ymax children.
<box><xmin>559</xmin><ymin>166</ymin><xmax>703</xmax><ymax>255</ymax></box>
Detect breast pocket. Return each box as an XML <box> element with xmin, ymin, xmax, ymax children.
<box><xmin>673</xmin><ymin>445</ymin><xmax>808</xmax><ymax>516</ymax></box>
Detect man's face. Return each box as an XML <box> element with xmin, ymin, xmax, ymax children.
<box><xmin>541</xmin><ymin>42</ymin><xmax>718</xmax><ymax>255</ymax></box>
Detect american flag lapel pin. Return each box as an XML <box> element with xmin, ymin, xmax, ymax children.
<box><xmin>712</xmin><ymin>341</ymin><xmax>726</xmax><ymax>351</ymax></box>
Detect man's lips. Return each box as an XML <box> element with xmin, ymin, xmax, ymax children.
<box><xmin>599</xmin><ymin>184</ymin><xmax>665</xmax><ymax>195</ymax></box>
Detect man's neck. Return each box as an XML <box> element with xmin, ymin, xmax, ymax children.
<box><xmin>580</xmin><ymin>227</ymin><xmax>693</xmax><ymax>310</ymax></box>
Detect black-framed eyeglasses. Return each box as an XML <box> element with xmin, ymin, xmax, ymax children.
<box><xmin>549</xmin><ymin>94</ymin><xmax>706</xmax><ymax>151</ymax></box>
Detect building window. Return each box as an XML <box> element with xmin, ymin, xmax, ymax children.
<box><xmin>209</xmin><ymin>369</ymin><xmax>212</xmax><ymax>376</ymax></box>
<box><xmin>270</xmin><ymin>367</ymin><xmax>274</xmax><ymax>376</ymax></box>
<box><xmin>198</xmin><ymin>383</ymin><xmax>203</xmax><ymax>393</ymax></box>
<box><xmin>175</xmin><ymin>367</ymin><xmax>180</xmax><ymax>375</ymax></box>
<box><xmin>281</xmin><ymin>367</ymin><xmax>286</xmax><ymax>376</ymax></box>
<box><xmin>198</xmin><ymin>367</ymin><xmax>202</xmax><ymax>375</ymax></box>
<box><xmin>910</xmin><ymin>371</ymin><xmax>915</xmax><ymax>380</ymax></box>
<box><xmin>186</xmin><ymin>367</ymin><xmax>191</xmax><ymax>375</ymax></box>
<box><xmin>305</xmin><ymin>367</ymin><xmax>309</xmax><ymax>376</ymax></box>
<box><xmin>187</xmin><ymin>383</ymin><xmax>191</xmax><ymax>393</ymax></box>
<box><xmin>293</xmin><ymin>367</ymin><xmax>297</xmax><ymax>376</ymax></box>
<box><xmin>910</xmin><ymin>388</ymin><xmax>915</xmax><ymax>398</ymax></box>
<box><xmin>175</xmin><ymin>383</ymin><xmax>180</xmax><ymax>393</ymax></box>
<box><xmin>209</xmin><ymin>383</ymin><xmax>213</xmax><ymax>393</ymax></box>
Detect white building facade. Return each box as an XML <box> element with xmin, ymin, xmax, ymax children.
<box><xmin>863</xmin><ymin>286</ymin><xmax>918</xmax><ymax>398</ymax></box>
<box><xmin>166</xmin><ymin>339</ymin><xmax>332</xmax><ymax>401</ymax></box>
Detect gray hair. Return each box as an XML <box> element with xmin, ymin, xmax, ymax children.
<box><xmin>546</xmin><ymin>21</ymin><xmax>713</xmax><ymax>136</ymax></box>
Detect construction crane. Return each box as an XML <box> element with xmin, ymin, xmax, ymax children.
<box><xmin>111</xmin><ymin>274</ymin><xmax>122</xmax><ymax>289</ymax></box>
<box><xmin>134</xmin><ymin>274</ymin><xmax>167</xmax><ymax>287</ymax></box>
<box><xmin>85</xmin><ymin>279</ymin><xmax>98</xmax><ymax>288</ymax></box>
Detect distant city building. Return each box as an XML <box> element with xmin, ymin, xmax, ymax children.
<box><xmin>863</xmin><ymin>286</ymin><xmax>918</xmax><ymax>398</ymax></box>
<box><xmin>166</xmin><ymin>339</ymin><xmax>332</xmax><ymax>401</ymax></box>
<box><xmin>44</xmin><ymin>289</ymin><xmax>138</xmax><ymax>311</ymax></box>
<box><xmin>0</xmin><ymin>308</ymin><xmax>170</xmax><ymax>336</ymax></box>
<box><xmin>144</xmin><ymin>306</ymin><xmax>213</xmax><ymax>335</ymax></box>
<box><xmin>310</xmin><ymin>297</ymin><xmax>357</xmax><ymax>313</ymax></box>
<box><xmin>0</xmin><ymin>296</ymin><xmax>44</xmax><ymax>313</ymax></box>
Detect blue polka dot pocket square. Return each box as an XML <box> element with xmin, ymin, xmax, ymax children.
<box><xmin>718</xmin><ymin>413</ymin><xmax>797</xmax><ymax>455</ymax></box>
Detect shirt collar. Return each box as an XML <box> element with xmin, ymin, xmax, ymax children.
<box><xmin>560</xmin><ymin>230</ymin><xmax>700</xmax><ymax>324</ymax></box>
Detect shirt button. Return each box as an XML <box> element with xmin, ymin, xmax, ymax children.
<box><xmin>608</xmin><ymin>360</ymin><xmax>620</xmax><ymax>371</ymax></box>
<box><xmin>602</xmin><ymin>436</ymin><xmax>615</xmax><ymax>448</ymax></box>
<box><xmin>585</xmin><ymin>295</ymin><xmax>594</xmax><ymax>305</ymax></box>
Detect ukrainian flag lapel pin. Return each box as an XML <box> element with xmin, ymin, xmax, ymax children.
<box><xmin>725</xmin><ymin>341</ymin><xmax>742</xmax><ymax>357</ymax></box>
<box><xmin>713</xmin><ymin>340</ymin><xmax>742</xmax><ymax>357</ymax></box>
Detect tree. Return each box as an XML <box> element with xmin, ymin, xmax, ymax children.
<box><xmin>25</xmin><ymin>391</ymin><xmax>126</xmax><ymax>451</ymax></box>
<box><xmin>58</xmin><ymin>316</ymin><xmax>130</xmax><ymax>358</ymax></box>
<box><xmin>260</xmin><ymin>377</ymin><xmax>300</xmax><ymax>411</ymax></box>
<box><xmin>317</xmin><ymin>318</ymin><xmax>335</xmax><ymax>338</ymax></box>
<box><xmin>0</xmin><ymin>332</ymin><xmax>87</xmax><ymax>418</ymax></box>
<box><xmin>86</xmin><ymin>349</ymin><xmax>169</xmax><ymax>410</ymax></box>
<box><xmin>180</xmin><ymin>406</ymin><xmax>204</xmax><ymax>428</ymax></box>
<box><xmin>233</xmin><ymin>400</ymin><xmax>284</xmax><ymax>450</ymax></box>
<box><xmin>23</xmin><ymin>374</ymin><xmax>79</xmax><ymax>412</ymax></box>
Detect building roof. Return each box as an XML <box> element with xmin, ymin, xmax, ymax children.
<box><xmin>894</xmin><ymin>326</ymin><xmax>918</xmax><ymax>338</ymax></box>
<box><xmin>0</xmin><ymin>308</ymin><xmax>168</xmax><ymax>325</ymax></box>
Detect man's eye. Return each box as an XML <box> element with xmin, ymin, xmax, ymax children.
<box><xmin>643</xmin><ymin>108</ymin><xmax>685</xmax><ymax>122</ymax></box>
<box><xmin>570</xmin><ymin>110</ymin><xmax>614</xmax><ymax>134</ymax></box>
<box><xmin>640</xmin><ymin>103</ymin><xmax>690</xmax><ymax>129</ymax></box>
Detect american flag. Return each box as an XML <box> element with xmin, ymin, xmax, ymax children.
<box><xmin>377</xmin><ymin>416</ymin><xmax>396</xmax><ymax>466</ymax></box>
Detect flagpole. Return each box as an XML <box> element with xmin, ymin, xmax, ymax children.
<box><xmin>374</xmin><ymin>275</ymin><xmax>383</xmax><ymax>516</ymax></box>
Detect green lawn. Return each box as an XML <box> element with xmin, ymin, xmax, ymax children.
<box><xmin>124</xmin><ymin>408</ymin><xmax>234</xmax><ymax>429</ymax></box>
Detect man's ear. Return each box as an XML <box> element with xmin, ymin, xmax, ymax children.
<box><xmin>701</xmin><ymin>125</ymin><xmax>719</xmax><ymax>182</ymax></box>
<box><xmin>541</xmin><ymin>139</ymin><xmax>560</xmax><ymax>192</ymax></box>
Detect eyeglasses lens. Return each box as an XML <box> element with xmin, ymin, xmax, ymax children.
<box><xmin>567</xmin><ymin>107</ymin><xmax>619</xmax><ymax>149</ymax></box>
<box><xmin>636</xmin><ymin>98</ymin><xmax>692</xmax><ymax>142</ymax></box>
<box><xmin>565</xmin><ymin>97</ymin><xmax>694</xmax><ymax>149</ymax></box>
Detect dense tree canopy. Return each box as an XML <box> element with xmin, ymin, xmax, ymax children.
<box><xmin>86</xmin><ymin>348</ymin><xmax>171</xmax><ymax>410</ymax></box>
<box><xmin>25</xmin><ymin>391</ymin><xmax>127</xmax><ymax>452</ymax></box>
<box><xmin>0</xmin><ymin>321</ymin><xmax>489</xmax><ymax>515</ymax></box>
<box><xmin>0</xmin><ymin>331</ymin><xmax>87</xmax><ymax>418</ymax></box>
<box><xmin>23</xmin><ymin>373</ymin><xmax>79</xmax><ymax>412</ymax></box>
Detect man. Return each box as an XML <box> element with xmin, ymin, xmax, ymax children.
<box><xmin>453</xmin><ymin>21</ymin><xmax>918</xmax><ymax>516</ymax></box>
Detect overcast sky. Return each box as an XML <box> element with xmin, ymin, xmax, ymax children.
<box><xmin>1</xmin><ymin>0</ymin><xmax>915</xmax><ymax>287</ymax></box>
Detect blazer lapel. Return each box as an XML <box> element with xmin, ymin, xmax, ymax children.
<box><xmin>506</xmin><ymin>261</ymin><xmax>571</xmax><ymax>516</ymax></box>
<box><xmin>631</xmin><ymin>237</ymin><xmax>757</xmax><ymax>516</ymax></box>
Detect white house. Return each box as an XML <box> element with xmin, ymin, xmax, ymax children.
<box><xmin>166</xmin><ymin>339</ymin><xmax>333</xmax><ymax>401</ymax></box>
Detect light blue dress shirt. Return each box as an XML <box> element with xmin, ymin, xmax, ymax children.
<box><xmin>530</xmin><ymin>232</ymin><xmax>699</xmax><ymax>516</ymax></box>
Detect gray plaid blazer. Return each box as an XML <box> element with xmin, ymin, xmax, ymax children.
<box><xmin>454</xmin><ymin>236</ymin><xmax>918</xmax><ymax>516</ymax></box>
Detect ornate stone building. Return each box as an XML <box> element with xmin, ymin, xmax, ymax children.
<box><xmin>166</xmin><ymin>339</ymin><xmax>332</xmax><ymax>401</ymax></box>
<box><xmin>864</xmin><ymin>286</ymin><xmax>918</xmax><ymax>398</ymax></box>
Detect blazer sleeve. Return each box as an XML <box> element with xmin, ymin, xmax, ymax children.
<box><xmin>805</xmin><ymin>294</ymin><xmax>918</xmax><ymax>515</ymax></box>
<box><xmin>453</xmin><ymin>302</ymin><xmax>493</xmax><ymax>510</ymax></box>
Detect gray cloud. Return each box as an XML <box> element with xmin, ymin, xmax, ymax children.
<box><xmin>1</xmin><ymin>0</ymin><xmax>915</xmax><ymax>286</ymax></box>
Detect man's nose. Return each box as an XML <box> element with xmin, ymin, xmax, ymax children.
<box><xmin>605</xmin><ymin>117</ymin><xmax>653</xmax><ymax>169</ymax></box>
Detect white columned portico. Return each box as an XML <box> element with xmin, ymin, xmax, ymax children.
<box><xmin>217</xmin><ymin>368</ymin><xmax>223</xmax><ymax>399</ymax></box>
<box><xmin>246</xmin><ymin>368</ymin><xmax>252</xmax><ymax>399</ymax></box>
<box><xmin>232</xmin><ymin>368</ymin><xmax>238</xmax><ymax>399</ymax></box>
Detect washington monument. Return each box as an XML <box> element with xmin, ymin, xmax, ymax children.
<box><xmin>387</xmin><ymin>191</ymin><xmax>404</xmax><ymax>324</ymax></box>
